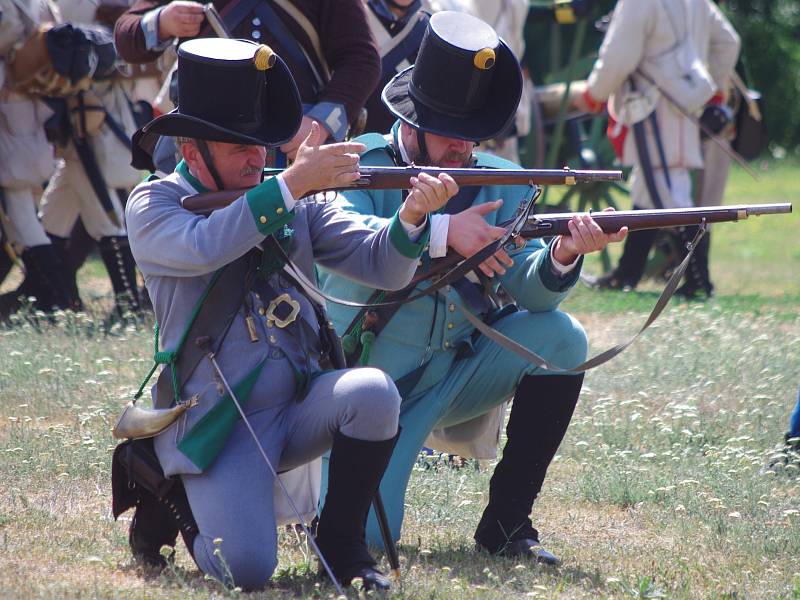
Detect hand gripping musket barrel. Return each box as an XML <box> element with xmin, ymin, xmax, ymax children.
<box><xmin>181</xmin><ymin>166</ymin><xmax>624</xmax><ymax>214</ymax></box>
<box><xmin>407</xmin><ymin>203</ymin><xmax>793</xmax><ymax>287</ymax></box>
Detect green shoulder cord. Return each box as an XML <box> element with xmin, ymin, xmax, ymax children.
<box><xmin>133</xmin><ymin>267</ymin><xmax>227</xmax><ymax>405</ymax></box>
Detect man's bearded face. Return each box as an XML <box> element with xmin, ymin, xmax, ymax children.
<box><xmin>418</xmin><ymin>132</ymin><xmax>474</xmax><ymax>168</ymax></box>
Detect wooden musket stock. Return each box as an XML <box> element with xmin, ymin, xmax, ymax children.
<box><xmin>181</xmin><ymin>166</ymin><xmax>624</xmax><ymax>215</ymax></box>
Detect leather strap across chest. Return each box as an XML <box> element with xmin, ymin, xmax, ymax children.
<box><xmin>152</xmin><ymin>251</ymin><xmax>258</xmax><ymax>408</ymax></box>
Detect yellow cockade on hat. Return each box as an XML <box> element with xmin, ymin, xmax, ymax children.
<box><xmin>473</xmin><ymin>48</ymin><xmax>496</xmax><ymax>70</ymax></box>
<box><xmin>254</xmin><ymin>45</ymin><xmax>276</xmax><ymax>71</ymax></box>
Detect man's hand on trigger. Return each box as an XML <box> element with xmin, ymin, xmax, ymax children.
<box><xmin>281</xmin><ymin>121</ymin><xmax>365</xmax><ymax>200</ymax></box>
<box><xmin>399</xmin><ymin>172</ymin><xmax>458</xmax><ymax>226</ymax></box>
<box><xmin>447</xmin><ymin>199</ymin><xmax>514</xmax><ymax>277</ymax></box>
<box><xmin>158</xmin><ymin>1</ymin><xmax>206</xmax><ymax>40</ymax></box>
<box><xmin>553</xmin><ymin>207</ymin><xmax>627</xmax><ymax>265</ymax></box>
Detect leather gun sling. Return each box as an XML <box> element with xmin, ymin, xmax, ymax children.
<box><xmin>153</xmin><ymin>252</ymin><xmax>256</xmax><ymax>408</ymax></box>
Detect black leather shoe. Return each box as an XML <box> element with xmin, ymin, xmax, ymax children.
<box><xmin>674</xmin><ymin>280</ymin><xmax>714</xmax><ymax>300</ymax></box>
<box><xmin>342</xmin><ymin>565</ymin><xmax>391</xmax><ymax>591</ymax></box>
<box><xmin>766</xmin><ymin>434</ymin><xmax>800</xmax><ymax>473</ymax></box>
<box><xmin>491</xmin><ymin>538</ymin><xmax>561</xmax><ymax>566</ymax></box>
<box><xmin>582</xmin><ymin>271</ymin><xmax>637</xmax><ymax>291</ymax></box>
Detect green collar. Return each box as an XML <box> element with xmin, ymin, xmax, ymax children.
<box><xmin>176</xmin><ymin>160</ymin><xmax>210</xmax><ymax>193</ymax></box>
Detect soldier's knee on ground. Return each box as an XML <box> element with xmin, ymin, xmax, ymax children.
<box><xmin>197</xmin><ymin>536</ymin><xmax>278</xmax><ymax>592</ymax></box>
<box><xmin>340</xmin><ymin>367</ymin><xmax>400</xmax><ymax>441</ymax></box>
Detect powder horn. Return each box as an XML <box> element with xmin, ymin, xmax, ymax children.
<box><xmin>112</xmin><ymin>396</ymin><xmax>198</xmax><ymax>440</ymax></box>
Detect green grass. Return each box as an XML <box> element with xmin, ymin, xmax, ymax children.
<box><xmin>0</xmin><ymin>158</ymin><xmax>799</xmax><ymax>598</ymax></box>
<box><xmin>2</xmin><ymin>306</ymin><xmax>798</xmax><ymax>598</ymax></box>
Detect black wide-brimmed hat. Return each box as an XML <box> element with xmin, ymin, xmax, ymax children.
<box><xmin>132</xmin><ymin>38</ymin><xmax>302</xmax><ymax>170</ymax></box>
<box><xmin>382</xmin><ymin>11</ymin><xmax>522</xmax><ymax>142</ymax></box>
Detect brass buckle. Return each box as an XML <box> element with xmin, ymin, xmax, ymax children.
<box><xmin>266</xmin><ymin>293</ymin><xmax>300</xmax><ymax>328</ymax></box>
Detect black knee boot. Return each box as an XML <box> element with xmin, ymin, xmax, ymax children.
<box><xmin>98</xmin><ymin>236</ymin><xmax>142</xmax><ymax>316</ymax></box>
<box><xmin>0</xmin><ymin>244</ymin><xmax>81</xmax><ymax>318</ymax></box>
<box><xmin>475</xmin><ymin>373</ymin><xmax>584</xmax><ymax>562</ymax></box>
<box><xmin>675</xmin><ymin>226</ymin><xmax>713</xmax><ymax>299</ymax></box>
<box><xmin>49</xmin><ymin>234</ymin><xmax>83</xmax><ymax>309</ymax></box>
<box><xmin>65</xmin><ymin>219</ymin><xmax>95</xmax><ymax>273</ymax></box>
<box><xmin>316</xmin><ymin>430</ymin><xmax>399</xmax><ymax>591</ymax></box>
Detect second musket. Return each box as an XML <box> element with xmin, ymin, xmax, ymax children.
<box><xmin>182</xmin><ymin>166</ymin><xmax>624</xmax><ymax>214</ymax></box>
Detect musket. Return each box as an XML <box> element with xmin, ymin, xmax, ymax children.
<box><xmin>407</xmin><ymin>203</ymin><xmax>792</xmax><ymax>288</ymax></box>
<box><xmin>202</xmin><ymin>3</ymin><xmax>232</xmax><ymax>38</ymax></box>
<box><xmin>181</xmin><ymin>166</ymin><xmax>624</xmax><ymax>214</ymax></box>
<box><xmin>331</xmin><ymin>201</ymin><xmax>791</xmax><ymax>377</ymax></box>
<box><xmin>520</xmin><ymin>203</ymin><xmax>791</xmax><ymax>236</ymax></box>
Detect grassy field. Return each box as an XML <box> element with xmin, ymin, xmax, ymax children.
<box><xmin>0</xmin><ymin>159</ymin><xmax>798</xmax><ymax>598</ymax></box>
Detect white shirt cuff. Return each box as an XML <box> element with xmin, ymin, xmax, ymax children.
<box><xmin>550</xmin><ymin>238</ymin><xmax>580</xmax><ymax>274</ymax></box>
<box><xmin>398</xmin><ymin>214</ymin><xmax>427</xmax><ymax>242</ymax></box>
<box><xmin>142</xmin><ymin>7</ymin><xmax>173</xmax><ymax>51</ymax></box>
<box><xmin>275</xmin><ymin>174</ymin><xmax>297</xmax><ymax>212</ymax></box>
<box><xmin>428</xmin><ymin>213</ymin><xmax>450</xmax><ymax>258</ymax></box>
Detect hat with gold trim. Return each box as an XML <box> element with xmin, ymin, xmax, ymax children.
<box><xmin>381</xmin><ymin>11</ymin><xmax>522</xmax><ymax>142</ymax></box>
<box><xmin>131</xmin><ymin>38</ymin><xmax>301</xmax><ymax>170</ymax></box>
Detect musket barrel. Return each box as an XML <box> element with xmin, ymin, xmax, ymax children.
<box><xmin>356</xmin><ymin>166</ymin><xmax>624</xmax><ymax>189</ymax></box>
<box><xmin>523</xmin><ymin>204</ymin><xmax>793</xmax><ymax>237</ymax></box>
<box><xmin>182</xmin><ymin>166</ymin><xmax>625</xmax><ymax>214</ymax></box>
<box><xmin>745</xmin><ymin>203</ymin><xmax>793</xmax><ymax>216</ymax></box>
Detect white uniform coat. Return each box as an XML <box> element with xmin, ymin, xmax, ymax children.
<box><xmin>587</xmin><ymin>0</ymin><xmax>739</xmax><ymax>170</ymax></box>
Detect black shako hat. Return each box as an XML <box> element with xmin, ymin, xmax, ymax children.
<box><xmin>131</xmin><ymin>38</ymin><xmax>302</xmax><ymax>170</ymax></box>
<box><xmin>381</xmin><ymin>11</ymin><xmax>522</xmax><ymax>142</ymax></box>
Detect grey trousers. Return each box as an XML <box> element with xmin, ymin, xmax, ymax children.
<box><xmin>181</xmin><ymin>366</ymin><xmax>400</xmax><ymax>590</ymax></box>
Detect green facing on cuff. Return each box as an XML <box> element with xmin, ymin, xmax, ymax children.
<box><xmin>388</xmin><ymin>212</ymin><xmax>430</xmax><ymax>259</ymax></box>
<box><xmin>246</xmin><ymin>176</ymin><xmax>295</xmax><ymax>236</ymax></box>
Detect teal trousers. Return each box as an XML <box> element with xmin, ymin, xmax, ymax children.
<box><xmin>319</xmin><ymin>308</ymin><xmax>588</xmax><ymax>546</ymax></box>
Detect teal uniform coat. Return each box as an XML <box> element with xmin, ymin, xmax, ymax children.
<box><xmin>318</xmin><ymin>127</ymin><xmax>590</xmax><ymax>544</ymax></box>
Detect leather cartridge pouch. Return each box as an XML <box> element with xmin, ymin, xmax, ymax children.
<box><xmin>9</xmin><ymin>25</ymin><xmax>91</xmax><ymax>97</ymax></box>
<box><xmin>111</xmin><ymin>437</ymin><xmax>174</xmax><ymax>519</ymax></box>
<box><xmin>8</xmin><ymin>26</ymin><xmax>51</xmax><ymax>89</ymax></box>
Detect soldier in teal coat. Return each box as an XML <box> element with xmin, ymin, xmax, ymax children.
<box><xmin>319</xmin><ymin>11</ymin><xmax>627</xmax><ymax>564</ymax></box>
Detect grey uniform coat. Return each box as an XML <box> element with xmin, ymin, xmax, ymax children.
<box><xmin>125</xmin><ymin>161</ymin><xmax>428</xmax><ymax>477</ymax></box>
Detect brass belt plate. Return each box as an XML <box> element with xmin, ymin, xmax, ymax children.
<box><xmin>266</xmin><ymin>293</ymin><xmax>300</xmax><ymax>328</ymax></box>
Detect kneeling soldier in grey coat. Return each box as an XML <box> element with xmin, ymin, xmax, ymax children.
<box><xmin>120</xmin><ymin>37</ymin><xmax>455</xmax><ymax>591</ymax></box>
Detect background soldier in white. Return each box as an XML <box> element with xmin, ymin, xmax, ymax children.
<box><xmin>578</xmin><ymin>0</ymin><xmax>739</xmax><ymax>297</ymax></box>
<box><xmin>37</xmin><ymin>0</ymin><xmax>146</xmax><ymax>316</ymax></box>
<box><xmin>0</xmin><ymin>0</ymin><xmax>78</xmax><ymax>317</ymax></box>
